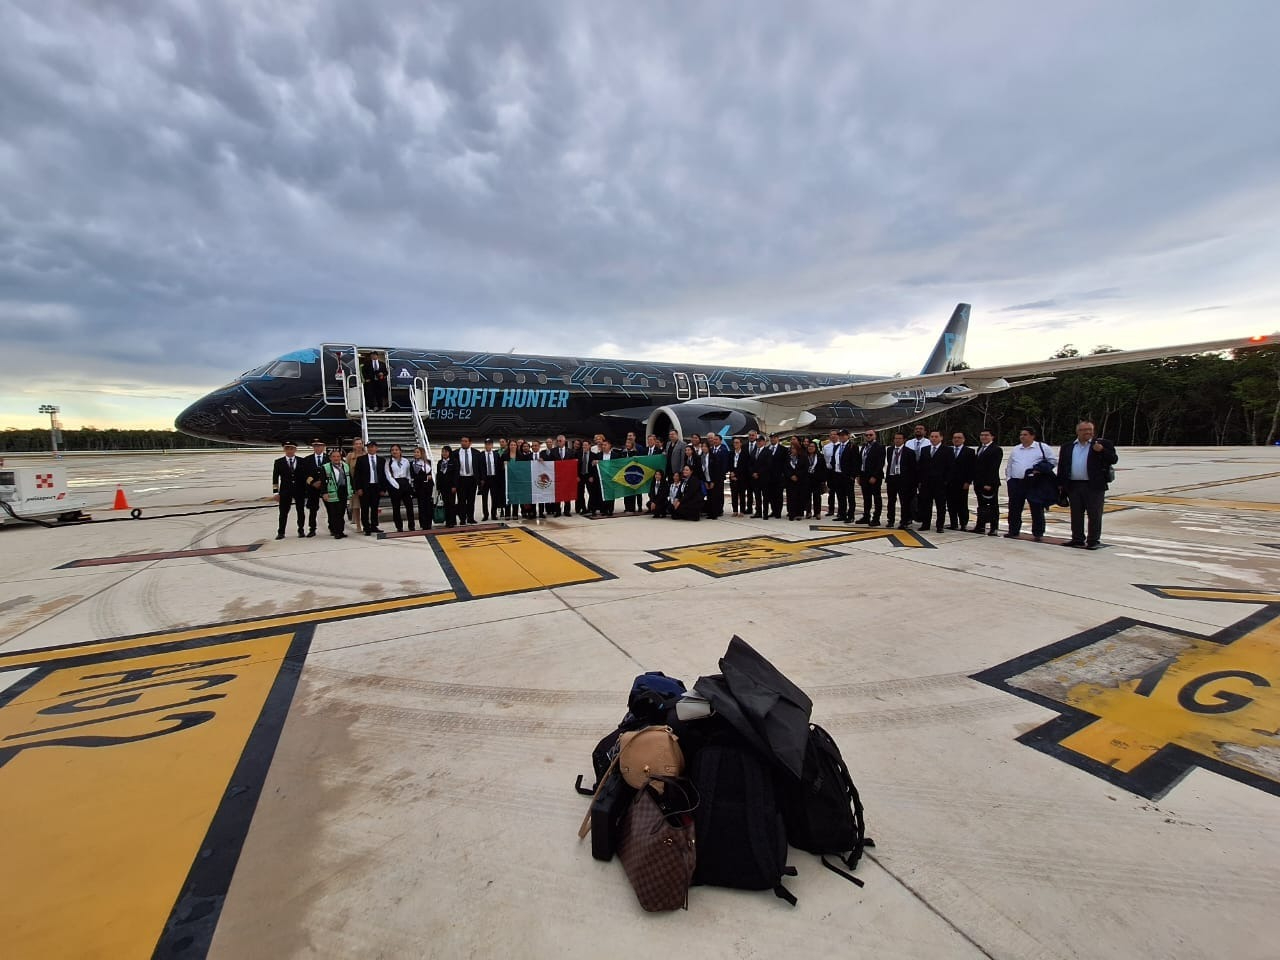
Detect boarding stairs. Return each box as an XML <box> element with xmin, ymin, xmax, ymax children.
<box><xmin>337</xmin><ymin>355</ymin><xmax>434</xmax><ymax>455</ymax></box>
<box><xmin>363</xmin><ymin>411</ymin><xmax>424</xmax><ymax>453</ymax></box>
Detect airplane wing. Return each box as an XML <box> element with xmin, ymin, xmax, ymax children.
<box><xmin>723</xmin><ymin>333</ymin><xmax>1274</xmax><ymax>421</ymax></box>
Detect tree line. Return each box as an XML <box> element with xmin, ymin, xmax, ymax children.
<box><xmin>3</xmin><ymin>345</ymin><xmax>1277</xmax><ymax>452</ymax></box>
<box><xmin>1</xmin><ymin>427</ymin><xmax>228</xmax><ymax>452</ymax></box>
<box><xmin>919</xmin><ymin>345</ymin><xmax>1279</xmax><ymax>446</ymax></box>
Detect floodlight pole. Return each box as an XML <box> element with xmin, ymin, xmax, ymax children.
<box><xmin>38</xmin><ymin>404</ymin><xmax>60</xmax><ymax>457</ymax></box>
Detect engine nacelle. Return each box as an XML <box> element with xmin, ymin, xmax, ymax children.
<box><xmin>646</xmin><ymin>404</ymin><xmax>761</xmax><ymax>442</ymax></box>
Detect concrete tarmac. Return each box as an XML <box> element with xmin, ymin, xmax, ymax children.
<box><xmin>1</xmin><ymin>447</ymin><xmax>1278</xmax><ymax>959</ymax></box>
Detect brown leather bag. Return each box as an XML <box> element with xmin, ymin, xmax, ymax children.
<box><xmin>617</xmin><ymin>725</ymin><xmax>684</xmax><ymax>789</ymax></box>
<box><xmin>616</xmin><ymin>784</ymin><xmax>697</xmax><ymax>911</ymax></box>
<box><xmin>577</xmin><ymin>725</ymin><xmax>685</xmax><ymax>840</ymax></box>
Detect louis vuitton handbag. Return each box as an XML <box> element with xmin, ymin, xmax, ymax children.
<box><xmin>616</xmin><ymin>779</ymin><xmax>698</xmax><ymax>911</ymax></box>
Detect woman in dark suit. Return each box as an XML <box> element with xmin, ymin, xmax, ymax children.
<box><xmin>805</xmin><ymin>439</ymin><xmax>825</xmax><ymax>520</ymax></box>
<box><xmin>647</xmin><ymin>470</ymin><xmax>670</xmax><ymax>518</ymax></box>
<box><xmin>410</xmin><ymin>445</ymin><xmax>434</xmax><ymax>530</ymax></box>
<box><xmin>437</xmin><ymin>445</ymin><xmax>457</xmax><ymax>527</ymax></box>
<box><xmin>670</xmin><ymin>465</ymin><xmax>704</xmax><ymax>520</ymax></box>
<box><xmin>785</xmin><ymin>437</ymin><xmax>805</xmax><ymax>520</ymax></box>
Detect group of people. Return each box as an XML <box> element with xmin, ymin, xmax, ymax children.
<box><xmin>272</xmin><ymin>419</ymin><xmax>1118</xmax><ymax>549</ymax></box>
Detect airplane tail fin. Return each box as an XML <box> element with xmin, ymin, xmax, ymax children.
<box><xmin>919</xmin><ymin>303</ymin><xmax>970</xmax><ymax>374</ymax></box>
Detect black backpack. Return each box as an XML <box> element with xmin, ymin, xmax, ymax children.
<box><xmin>689</xmin><ymin>726</ymin><xmax>797</xmax><ymax>905</ymax></box>
<box><xmin>782</xmin><ymin>724</ymin><xmax>874</xmax><ymax>884</ymax></box>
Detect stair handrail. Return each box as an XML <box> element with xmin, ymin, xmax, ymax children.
<box><xmin>408</xmin><ymin>376</ymin><xmax>433</xmax><ymax>455</ymax></box>
<box><xmin>347</xmin><ymin>354</ymin><xmax>370</xmax><ymax>444</ymax></box>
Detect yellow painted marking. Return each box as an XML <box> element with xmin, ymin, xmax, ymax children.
<box><xmin>0</xmin><ymin>632</ymin><xmax>295</xmax><ymax>959</ymax></box>
<box><xmin>434</xmin><ymin>528</ymin><xmax>606</xmax><ymax>596</ymax></box>
<box><xmin>1057</xmin><ymin>619</ymin><xmax>1280</xmax><ymax>777</ymax></box>
<box><xmin>0</xmin><ymin>590</ymin><xmax>457</xmax><ymax>673</ymax></box>
<box><xmin>1116</xmin><ymin>494</ymin><xmax>1280</xmax><ymax>512</ymax></box>
<box><xmin>1153</xmin><ymin>588</ymin><xmax>1280</xmax><ymax>604</ymax></box>
<box><xmin>1148</xmin><ymin>469</ymin><xmax>1280</xmax><ymax>495</ymax></box>
<box><xmin>645</xmin><ymin>527</ymin><xmax>926</xmax><ymax>577</ymax></box>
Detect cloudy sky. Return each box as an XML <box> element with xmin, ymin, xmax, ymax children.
<box><xmin>2</xmin><ymin>1</ymin><xmax>1277</xmax><ymax>430</ymax></box>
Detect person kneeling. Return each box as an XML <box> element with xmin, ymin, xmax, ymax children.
<box><xmin>670</xmin><ymin>465</ymin><xmax>704</xmax><ymax>521</ymax></box>
<box><xmin>647</xmin><ymin>470</ymin><xmax>670</xmax><ymax>518</ymax></box>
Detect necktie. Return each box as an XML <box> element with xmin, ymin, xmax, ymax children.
<box><xmin>893</xmin><ymin>448</ymin><xmax>901</xmax><ymax>473</ymax></box>
<box><xmin>287</xmin><ymin>458</ymin><xmax>294</xmax><ymax>469</ymax></box>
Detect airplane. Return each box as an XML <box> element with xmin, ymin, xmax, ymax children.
<box><xmin>174</xmin><ymin>304</ymin><xmax>1272</xmax><ymax>447</ymax></box>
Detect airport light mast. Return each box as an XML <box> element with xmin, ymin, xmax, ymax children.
<box><xmin>38</xmin><ymin>404</ymin><xmax>61</xmax><ymax>458</ymax></box>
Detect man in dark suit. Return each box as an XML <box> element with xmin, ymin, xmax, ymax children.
<box><xmin>479</xmin><ymin>439</ymin><xmax>502</xmax><ymax>521</ymax></box>
<box><xmin>884</xmin><ymin>431</ymin><xmax>917</xmax><ymax>529</ymax></box>
<box><xmin>838</xmin><ymin>432</ymin><xmax>862</xmax><ymax>523</ymax></box>
<box><xmin>578</xmin><ymin>439</ymin><xmax>593</xmax><ymax>514</ymax></box>
<box><xmin>939</xmin><ymin>431</ymin><xmax>976</xmax><ymax>530</ymax></box>
<box><xmin>855</xmin><ymin>429</ymin><xmax>885</xmax><ymax>526</ymax></box>
<box><xmin>352</xmin><ymin>439</ymin><xmax>384</xmax><ymax>535</ymax></box>
<box><xmin>829</xmin><ymin>429</ymin><xmax>852</xmax><ymax>521</ymax></box>
<box><xmin>549</xmin><ymin>434</ymin><xmax>575</xmax><ymax>517</ymax></box>
<box><xmin>745</xmin><ymin>434</ymin><xmax>764</xmax><ymax>517</ymax></box>
<box><xmin>665</xmin><ymin>429</ymin><xmax>687</xmax><ymax>479</ymax></box>
<box><xmin>596</xmin><ymin>438</ymin><xmax>621</xmax><ymax>516</ymax></box>
<box><xmin>455</xmin><ymin>436</ymin><xmax>479</xmax><ymax>523</ymax></box>
<box><xmin>300</xmin><ymin>438</ymin><xmax>330</xmax><ymax>537</ymax></box>
<box><xmin>972</xmin><ymin>429</ymin><xmax>1004</xmax><ymax>536</ymax></box>
<box><xmin>704</xmin><ymin>432</ymin><xmax>732</xmax><ymax>518</ymax></box>
<box><xmin>765</xmin><ymin>433</ymin><xmax>788</xmax><ymax>519</ymax></box>
<box><xmin>271</xmin><ymin>440</ymin><xmax>308</xmax><ymax>540</ymax></box>
<box><xmin>915</xmin><ymin>430</ymin><xmax>946</xmax><ymax>532</ymax></box>
<box><xmin>361</xmin><ymin>352</ymin><xmax>389</xmax><ymax>411</ymax></box>
<box><xmin>619</xmin><ymin>432</ymin><xmax>644</xmax><ymax>513</ymax></box>
<box><xmin>1057</xmin><ymin>420</ymin><xmax>1118</xmax><ymax>549</ymax></box>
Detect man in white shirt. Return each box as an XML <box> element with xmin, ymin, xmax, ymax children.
<box><xmin>1003</xmin><ymin>426</ymin><xmax>1056</xmax><ymax>541</ymax></box>
<box><xmin>354</xmin><ymin>440</ymin><xmax>384</xmax><ymax>535</ymax></box>
<box><xmin>1056</xmin><ymin>420</ymin><xmax>1118</xmax><ymax>549</ymax></box>
<box><xmin>821</xmin><ymin>429</ymin><xmax>840</xmax><ymax>516</ymax></box>
<box><xmin>905</xmin><ymin>423</ymin><xmax>930</xmax><ymax>454</ymax></box>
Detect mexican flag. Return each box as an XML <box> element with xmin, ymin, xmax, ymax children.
<box><xmin>598</xmin><ymin>455</ymin><xmax>666</xmax><ymax>500</ymax></box>
<box><xmin>506</xmin><ymin>459</ymin><xmax>578</xmax><ymax>505</ymax></box>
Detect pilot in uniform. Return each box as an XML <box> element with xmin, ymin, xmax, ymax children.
<box><xmin>271</xmin><ymin>440</ymin><xmax>307</xmax><ymax>539</ymax></box>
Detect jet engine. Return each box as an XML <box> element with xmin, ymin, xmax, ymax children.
<box><xmin>645</xmin><ymin>404</ymin><xmax>761</xmax><ymax>442</ymax></box>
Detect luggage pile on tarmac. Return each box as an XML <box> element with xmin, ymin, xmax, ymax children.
<box><xmin>575</xmin><ymin>636</ymin><xmax>873</xmax><ymax>912</ymax></box>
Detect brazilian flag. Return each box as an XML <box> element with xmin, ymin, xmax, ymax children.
<box><xmin>598</xmin><ymin>455</ymin><xmax>667</xmax><ymax>500</ymax></box>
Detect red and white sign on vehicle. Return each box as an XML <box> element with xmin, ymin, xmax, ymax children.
<box><xmin>35</xmin><ymin>474</ymin><xmax>54</xmax><ymax>489</ymax></box>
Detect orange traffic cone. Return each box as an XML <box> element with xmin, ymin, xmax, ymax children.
<box><xmin>113</xmin><ymin>488</ymin><xmax>130</xmax><ymax>510</ymax></box>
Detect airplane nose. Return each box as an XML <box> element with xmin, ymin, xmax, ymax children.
<box><xmin>174</xmin><ymin>396</ymin><xmax>224</xmax><ymax>440</ymax></box>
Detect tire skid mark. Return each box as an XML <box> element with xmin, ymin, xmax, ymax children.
<box><xmin>304</xmin><ymin>664</ymin><xmax>979</xmax><ymax>706</ymax></box>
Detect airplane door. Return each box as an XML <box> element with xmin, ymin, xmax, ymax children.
<box><xmin>387</xmin><ymin>351</ymin><xmax>431</xmax><ymax>411</ymax></box>
<box><xmin>321</xmin><ymin>344</ymin><xmax>357</xmax><ymax>406</ymax></box>
<box><xmin>692</xmin><ymin>373</ymin><xmax>711</xmax><ymax>398</ymax></box>
<box><xmin>674</xmin><ymin>372</ymin><xmax>691</xmax><ymax>400</ymax></box>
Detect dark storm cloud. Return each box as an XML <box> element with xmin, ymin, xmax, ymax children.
<box><xmin>1</xmin><ymin>0</ymin><xmax>1279</xmax><ymax>418</ymax></box>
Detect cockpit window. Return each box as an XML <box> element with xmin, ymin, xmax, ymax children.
<box><xmin>241</xmin><ymin>363</ymin><xmax>272</xmax><ymax>379</ymax></box>
<box><xmin>268</xmin><ymin>361</ymin><xmax>302</xmax><ymax>379</ymax></box>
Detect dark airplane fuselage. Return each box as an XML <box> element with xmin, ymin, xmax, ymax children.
<box><xmin>174</xmin><ymin>346</ymin><xmax>952</xmax><ymax>445</ymax></box>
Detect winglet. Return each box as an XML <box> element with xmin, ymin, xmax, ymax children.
<box><xmin>919</xmin><ymin>303</ymin><xmax>970</xmax><ymax>374</ymax></box>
